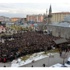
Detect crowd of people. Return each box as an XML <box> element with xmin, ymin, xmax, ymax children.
<box><xmin>0</xmin><ymin>31</ymin><xmax>61</xmax><ymax>62</ymax></box>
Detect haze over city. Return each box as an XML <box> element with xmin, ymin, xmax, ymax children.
<box><xmin>0</xmin><ymin>0</ymin><xmax>70</xmax><ymax>17</ymax></box>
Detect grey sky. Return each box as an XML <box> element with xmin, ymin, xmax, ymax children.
<box><xmin>0</xmin><ymin>2</ymin><xmax>70</xmax><ymax>17</ymax></box>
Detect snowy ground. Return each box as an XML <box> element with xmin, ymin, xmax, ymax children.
<box><xmin>11</xmin><ymin>52</ymin><xmax>57</xmax><ymax>67</ymax></box>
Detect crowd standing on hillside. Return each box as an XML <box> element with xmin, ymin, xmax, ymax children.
<box><xmin>0</xmin><ymin>31</ymin><xmax>62</xmax><ymax>62</ymax></box>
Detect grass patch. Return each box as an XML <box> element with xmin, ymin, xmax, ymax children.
<box><xmin>43</xmin><ymin>49</ymin><xmax>59</xmax><ymax>55</ymax></box>
<box><xmin>50</xmin><ymin>49</ymin><xmax>59</xmax><ymax>53</ymax></box>
<box><xmin>21</xmin><ymin>49</ymin><xmax>59</xmax><ymax>60</ymax></box>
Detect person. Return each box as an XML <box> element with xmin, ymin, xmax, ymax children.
<box><xmin>4</xmin><ymin>65</ymin><xmax>6</xmax><ymax>67</ymax></box>
<box><xmin>3</xmin><ymin>58</ymin><xmax>6</xmax><ymax>63</ymax></box>
<box><xmin>0</xmin><ymin>58</ymin><xmax>2</xmax><ymax>62</ymax></box>
<box><xmin>31</xmin><ymin>65</ymin><xmax>33</xmax><ymax>67</ymax></box>
<box><xmin>43</xmin><ymin>64</ymin><xmax>45</xmax><ymax>67</ymax></box>
<box><xmin>59</xmin><ymin>51</ymin><xmax>62</xmax><ymax>57</ymax></box>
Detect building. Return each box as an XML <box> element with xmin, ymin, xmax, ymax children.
<box><xmin>51</xmin><ymin>12</ymin><xmax>70</xmax><ymax>23</ymax></box>
<box><xmin>11</xmin><ymin>18</ymin><xmax>20</xmax><ymax>22</ymax></box>
<box><xmin>26</xmin><ymin>14</ymin><xmax>44</xmax><ymax>23</ymax></box>
<box><xmin>0</xmin><ymin>16</ymin><xmax>10</xmax><ymax>22</ymax></box>
<box><xmin>0</xmin><ymin>16</ymin><xmax>5</xmax><ymax>22</ymax></box>
<box><xmin>47</xmin><ymin>22</ymin><xmax>70</xmax><ymax>39</ymax></box>
<box><xmin>47</xmin><ymin>15</ymin><xmax>70</xmax><ymax>39</ymax></box>
<box><xmin>46</xmin><ymin>5</ymin><xmax>70</xmax><ymax>23</ymax></box>
<box><xmin>11</xmin><ymin>18</ymin><xmax>27</xmax><ymax>25</ymax></box>
<box><xmin>0</xmin><ymin>25</ymin><xmax>6</xmax><ymax>33</ymax></box>
<box><xmin>6</xmin><ymin>22</ymin><xmax>15</xmax><ymax>27</ymax></box>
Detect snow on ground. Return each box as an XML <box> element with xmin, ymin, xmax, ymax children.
<box><xmin>50</xmin><ymin>63</ymin><xmax>63</xmax><ymax>67</ymax></box>
<box><xmin>11</xmin><ymin>52</ymin><xmax>58</xmax><ymax>67</ymax></box>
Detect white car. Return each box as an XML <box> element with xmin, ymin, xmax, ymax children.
<box><xmin>65</xmin><ymin>57</ymin><xmax>70</xmax><ymax>67</ymax></box>
<box><xmin>50</xmin><ymin>63</ymin><xmax>67</xmax><ymax>67</ymax></box>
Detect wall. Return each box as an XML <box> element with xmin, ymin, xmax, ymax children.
<box><xmin>47</xmin><ymin>25</ymin><xmax>70</xmax><ymax>39</ymax></box>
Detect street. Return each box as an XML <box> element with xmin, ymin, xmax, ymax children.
<box><xmin>21</xmin><ymin>52</ymin><xmax>70</xmax><ymax>67</ymax></box>
<box><xmin>0</xmin><ymin>52</ymin><xmax>70</xmax><ymax>67</ymax></box>
<box><xmin>0</xmin><ymin>62</ymin><xmax>11</xmax><ymax>67</ymax></box>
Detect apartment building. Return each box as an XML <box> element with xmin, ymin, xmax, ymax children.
<box><xmin>11</xmin><ymin>18</ymin><xmax>20</xmax><ymax>22</ymax></box>
<box><xmin>27</xmin><ymin>14</ymin><xmax>44</xmax><ymax>23</ymax></box>
<box><xmin>51</xmin><ymin>12</ymin><xmax>70</xmax><ymax>23</ymax></box>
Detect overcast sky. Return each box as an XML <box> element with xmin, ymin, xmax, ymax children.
<box><xmin>0</xmin><ymin>0</ymin><xmax>70</xmax><ymax>17</ymax></box>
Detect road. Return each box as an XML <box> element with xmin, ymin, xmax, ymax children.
<box><xmin>0</xmin><ymin>62</ymin><xmax>11</xmax><ymax>67</ymax></box>
<box><xmin>0</xmin><ymin>52</ymin><xmax>70</xmax><ymax>67</ymax></box>
<box><xmin>21</xmin><ymin>52</ymin><xmax>70</xmax><ymax>67</ymax></box>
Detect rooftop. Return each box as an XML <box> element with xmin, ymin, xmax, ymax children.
<box><xmin>52</xmin><ymin>12</ymin><xmax>70</xmax><ymax>14</ymax></box>
<box><xmin>53</xmin><ymin>38</ymin><xmax>68</xmax><ymax>44</ymax></box>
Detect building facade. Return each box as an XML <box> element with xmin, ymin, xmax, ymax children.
<box><xmin>11</xmin><ymin>18</ymin><xmax>20</xmax><ymax>22</ymax></box>
<box><xmin>47</xmin><ymin>22</ymin><xmax>70</xmax><ymax>39</ymax></box>
<box><xmin>0</xmin><ymin>16</ymin><xmax>10</xmax><ymax>22</ymax></box>
<box><xmin>26</xmin><ymin>14</ymin><xmax>44</xmax><ymax>23</ymax></box>
<box><xmin>47</xmin><ymin>5</ymin><xmax>70</xmax><ymax>23</ymax></box>
<box><xmin>51</xmin><ymin>12</ymin><xmax>70</xmax><ymax>23</ymax></box>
